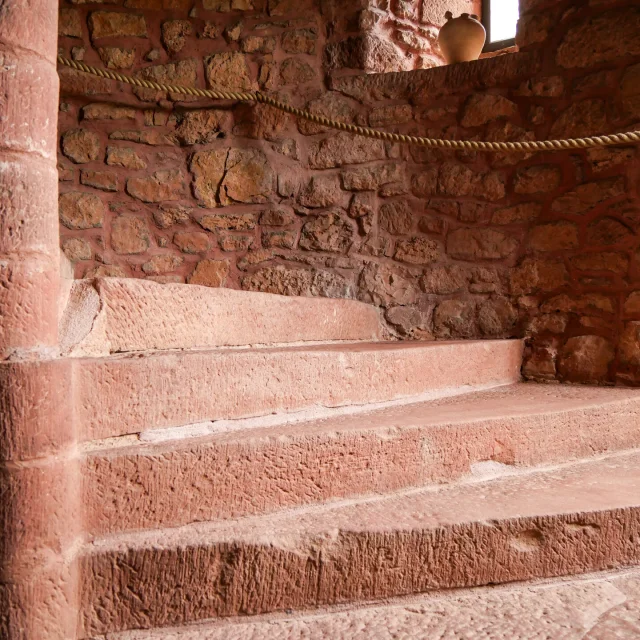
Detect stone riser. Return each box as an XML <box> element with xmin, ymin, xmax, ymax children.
<box><xmin>78</xmin><ymin>451</ymin><xmax>640</xmax><ymax>636</ymax></box>
<box><xmin>76</xmin><ymin>339</ymin><xmax>523</xmax><ymax>441</ymax></box>
<box><xmin>83</xmin><ymin>384</ymin><xmax>640</xmax><ymax>536</ymax></box>
<box><xmin>59</xmin><ymin>278</ymin><xmax>384</xmax><ymax>357</ymax></box>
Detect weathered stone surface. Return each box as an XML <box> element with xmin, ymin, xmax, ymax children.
<box><xmin>421</xmin><ymin>265</ymin><xmax>468</xmax><ymax>295</ymax></box>
<box><xmin>541</xmin><ymin>294</ymin><xmax>614</xmax><ymax>315</ymax></box>
<box><xmin>394</xmin><ymin>237</ymin><xmax>440</xmax><ymax>265</ymax></box>
<box><xmin>379</xmin><ymin>200</ymin><xmax>414</xmax><ymax>235</ymax></box>
<box><xmin>492</xmin><ymin>203</ymin><xmax>541</xmax><ymax>225</ymax></box>
<box><xmin>174</xmin><ymin>110</ymin><xmax>229</xmax><ymax>145</ymax></box>
<box><xmin>190</xmin><ymin>149</ymin><xmax>227</xmax><ymax>208</ymax></box>
<box><xmin>234</xmin><ymin>102</ymin><xmax>289</xmax><ymax>141</ymax></box>
<box><xmin>97</xmin><ymin>47</ymin><xmax>135</xmax><ymax>69</ymax></box>
<box><xmin>299</xmin><ymin>175</ymin><xmax>344</xmax><ymax>208</ymax></box>
<box><xmin>385</xmin><ymin>305</ymin><xmax>431</xmax><ymax>338</ymax></box>
<box><xmin>280</xmin><ymin>58</ymin><xmax>316</xmax><ymax>85</ymax></box>
<box><xmin>59</xmin><ymin>67</ymin><xmax>114</xmax><ymax>96</ymax></box>
<box><xmin>262</xmin><ymin>230</ymin><xmax>296</xmax><ymax>249</ymax></box>
<box><xmin>529</xmin><ymin>222</ymin><xmax>579</xmax><ymax>252</ymax></box>
<box><xmin>153</xmin><ymin>205</ymin><xmax>191</xmax><ymax>229</ymax></box>
<box><xmin>299</xmin><ymin>212</ymin><xmax>353</xmax><ymax>253</ymax></box>
<box><xmin>111</xmin><ymin>216</ymin><xmax>151</xmax><ymax>254</ymax></box>
<box><xmin>516</xmin><ymin>76</ymin><xmax>564</xmax><ymax>98</ymax></box>
<box><xmin>59</xmin><ymin>8</ymin><xmax>83</xmax><ymax>38</ymax></box>
<box><xmin>586</xmin><ymin>147</ymin><xmax>636</xmax><ymax>175</ymax></box>
<box><xmin>299</xmin><ymin>93</ymin><xmax>356</xmax><ymax>136</ymax></box>
<box><xmin>59</xmin><ymin>192</ymin><xmax>104</xmax><ymax>229</ymax></box>
<box><xmin>348</xmin><ymin>193</ymin><xmax>375</xmax><ymax>231</ymax></box>
<box><xmin>558</xmin><ymin>335</ymin><xmax>615</xmax><ymax>383</ymax></box>
<box><xmin>241</xmin><ymin>35</ymin><xmax>276</xmax><ymax>54</ymax></box>
<box><xmin>619</xmin><ymin>322</ymin><xmax>640</xmax><ymax>368</ymax></box>
<box><xmin>309</xmin><ymin>133</ymin><xmax>386</xmax><ymax>170</ymax></box>
<box><xmin>188</xmin><ymin>259</ymin><xmax>229</xmax><ymax>287</ymax></box>
<box><xmin>510</xmin><ymin>258</ymin><xmax>569</xmax><ymax>295</ymax></box>
<box><xmin>557</xmin><ymin>7</ymin><xmax>640</xmax><ymax>68</ymax></box>
<box><xmin>80</xmin><ymin>170</ymin><xmax>118</xmax><ymax>192</ymax></box>
<box><xmin>82</xmin><ymin>103</ymin><xmax>137</xmax><ymax>120</ymax></box>
<box><xmin>162</xmin><ymin>20</ymin><xmax>192</xmax><ymax>55</ymax></box>
<box><xmin>106</xmin><ymin>146</ymin><xmax>146</xmax><ymax>169</ymax></box>
<box><xmin>438</xmin><ymin>163</ymin><xmax>505</xmax><ymax>201</ymax></box>
<box><xmin>61</xmin><ymin>129</ymin><xmax>101</xmax><ymax>164</ymax></box>
<box><xmin>135</xmin><ymin>59</ymin><xmax>198</xmax><ymax>102</ymax></box>
<box><xmin>586</xmin><ymin>218</ymin><xmax>634</xmax><ymax>247</ymax></box>
<box><xmin>243</xmin><ymin>265</ymin><xmax>313</xmax><ymax>296</ymax></box>
<box><xmin>126</xmin><ymin>171</ymin><xmax>185</xmax><ymax>203</ymax></box>
<box><xmin>199</xmin><ymin>213</ymin><xmax>257</xmax><ymax>232</ymax></box>
<box><xmin>478</xmin><ymin>298</ymin><xmax>518</xmax><ymax>336</ymax></box>
<box><xmin>461</xmin><ymin>94</ymin><xmax>518</xmax><ymax>127</ymax></box>
<box><xmin>282</xmin><ymin>28</ymin><xmax>316</xmax><ymax>55</ymax></box>
<box><xmin>411</xmin><ymin>168</ymin><xmax>438</xmax><ymax>198</ymax></box>
<box><xmin>571</xmin><ymin>252</ymin><xmax>629</xmax><ymax>274</ymax></box>
<box><xmin>109</xmin><ymin>130</ymin><xmax>176</xmax><ymax>146</ymax></box>
<box><xmin>514</xmin><ymin>165</ymin><xmax>562</xmax><ymax>194</ymax></box>
<box><xmin>142</xmin><ymin>254</ymin><xmax>184</xmax><ymax>275</ymax></box>
<box><xmin>358</xmin><ymin>262</ymin><xmax>417</xmax><ymax>306</ymax></box>
<box><xmin>219</xmin><ymin>233</ymin><xmax>254</xmax><ymax>252</ymax></box>
<box><xmin>342</xmin><ymin>164</ymin><xmax>403</xmax><ymax>191</ymax></box>
<box><xmin>221</xmin><ymin>149</ymin><xmax>274</xmax><ymax>205</ymax></box>
<box><xmin>369</xmin><ymin>105</ymin><xmax>414</xmax><ymax>128</ymax></box>
<box><xmin>260</xmin><ymin>208</ymin><xmax>296</xmax><ymax>226</ymax></box>
<box><xmin>173</xmin><ymin>231</ymin><xmax>211</xmax><ymax>254</ymax></box>
<box><xmin>447</xmin><ymin>228</ymin><xmax>518</xmax><ymax>261</ymax></box>
<box><xmin>551</xmin><ymin>178</ymin><xmax>625</xmax><ymax>216</ymax></box>
<box><xmin>550</xmin><ymin>99</ymin><xmax>607</xmax><ymax>138</ymax></box>
<box><xmin>88</xmin><ymin>11</ymin><xmax>147</xmax><ymax>39</ymax></box>
<box><xmin>205</xmin><ymin>53</ymin><xmax>256</xmax><ymax>91</ymax></box>
<box><xmin>434</xmin><ymin>300</ymin><xmax>477</xmax><ymax>338</ymax></box>
<box><xmin>62</xmin><ymin>237</ymin><xmax>92</xmax><ymax>262</ymax></box>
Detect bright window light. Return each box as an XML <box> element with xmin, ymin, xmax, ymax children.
<box><xmin>489</xmin><ymin>0</ymin><xmax>519</xmax><ymax>43</ymax></box>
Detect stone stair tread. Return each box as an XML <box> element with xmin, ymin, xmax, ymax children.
<box><xmin>59</xmin><ymin>277</ymin><xmax>384</xmax><ymax>357</ymax></box>
<box><xmin>83</xmin><ymin>382</ymin><xmax>640</xmax><ymax>535</ymax></box>
<box><xmin>87</xmin><ymin>449</ymin><xmax>640</xmax><ymax>551</ymax></box>
<box><xmin>84</xmin><ymin>567</ymin><xmax>640</xmax><ymax>640</ymax></box>
<box><xmin>80</xmin><ymin>450</ymin><xmax>640</xmax><ymax>634</ymax></box>
<box><xmin>77</xmin><ymin>339</ymin><xmax>523</xmax><ymax>441</ymax></box>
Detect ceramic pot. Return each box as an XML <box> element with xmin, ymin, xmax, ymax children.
<box><xmin>437</xmin><ymin>11</ymin><xmax>486</xmax><ymax>64</ymax></box>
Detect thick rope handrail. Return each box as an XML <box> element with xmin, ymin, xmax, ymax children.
<box><xmin>58</xmin><ymin>55</ymin><xmax>640</xmax><ymax>152</ymax></box>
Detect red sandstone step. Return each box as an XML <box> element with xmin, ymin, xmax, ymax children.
<box><xmin>85</xmin><ymin>567</ymin><xmax>640</xmax><ymax>640</ymax></box>
<box><xmin>83</xmin><ymin>384</ymin><xmax>640</xmax><ymax>536</ymax></box>
<box><xmin>78</xmin><ymin>449</ymin><xmax>640</xmax><ymax>636</ymax></box>
<box><xmin>77</xmin><ymin>339</ymin><xmax>523</xmax><ymax>441</ymax></box>
<box><xmin>59</xmin><ymin>278</ymin><xmax>383</xmax><ymax>356</ymax></box>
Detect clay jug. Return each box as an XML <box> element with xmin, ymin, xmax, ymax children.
<box><xmin>437</xmin><ymin>12</ymin><xmax>486</xmax><ymax>64</ymax></box>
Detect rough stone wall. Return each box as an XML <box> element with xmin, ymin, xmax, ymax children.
<box><xmin>56</xmin><ymin>0</ymin><xmax>474</xmax><ymax>290</ymax></box>
<box><xmin>328</xmin><ymin>0</ymin><xmax>640</xmax><ymax>386</ymax></box>
<box><xmin>57</xmin><ymin>0</ymin><xmax>640</xmax><ymax>386</ymax></box>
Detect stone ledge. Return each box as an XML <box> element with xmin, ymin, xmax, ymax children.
<box><xmin>329</xmin><ymin>51</ymin><xmax>541</xmax><ymax>103</ymax></box>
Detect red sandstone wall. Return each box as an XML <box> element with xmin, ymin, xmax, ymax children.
<box><xmin>57</xmin><ymin>0</ymin><xmax>640</xmax><ymax>386</ymax></box>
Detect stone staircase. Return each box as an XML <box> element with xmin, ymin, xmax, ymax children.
<box><xmin>62</xmin><ymin>279</ymin><xmax>640</xmax><ymax>638</ymax></box>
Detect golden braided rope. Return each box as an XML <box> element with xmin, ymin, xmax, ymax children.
<box><xmin>58</xmin><ymin>55</ymin><xmax>640</xmax><ymax>152</ymax></box>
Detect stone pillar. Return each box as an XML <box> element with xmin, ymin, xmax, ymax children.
<box><xmin>0</xmin><ymin>1</ymin><xmax>80</xmax><ymax>638</ymax></box>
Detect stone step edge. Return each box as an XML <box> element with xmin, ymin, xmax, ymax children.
<box><xmin>81</xmin><ymin>383</ymin><xmax>640</xmax><ymax>535</ymax></box>
<box><xmin>85</xmin><ymin>447</ymin><xmax>640</xmax><ymax>551</ymax></box>
<box><xmin>83</xmin><ymin>566</ymin><xmax>640</xmax><ymax>640</ymax></box>
<box><xmin>59</xmin><ymin>277</ymin><xmax>385</xmax><ymax>357</ymax></box>
<box><xmin>77</xmin><ymin>339</ymin><xmax>524</xmax><ymax>441</ymax></box>
<box><xmin>81</xmin><ymin>380</ymin><xmax>517</xmax><ymax>452</ymax></box>
<box><xmin>79</xmin><ymin>449</ymin><xmax>640</xmax><ymax>635</ymax></box>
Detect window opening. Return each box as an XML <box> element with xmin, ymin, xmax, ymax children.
<box><xmin>482</xmin><ymin>0</ymin><xmax>519</xmax><ymax>52</ymax></box>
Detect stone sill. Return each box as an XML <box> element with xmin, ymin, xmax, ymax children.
<box><xmin>329</xmin><ymin>50</ymin><xmax>538</xmax><ymax>103</ymax></box>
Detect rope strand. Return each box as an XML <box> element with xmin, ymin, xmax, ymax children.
<box><xmin>58</xmin><ymin>55</ymin><xmax>640</xmax><ymax>152</ymax></box>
